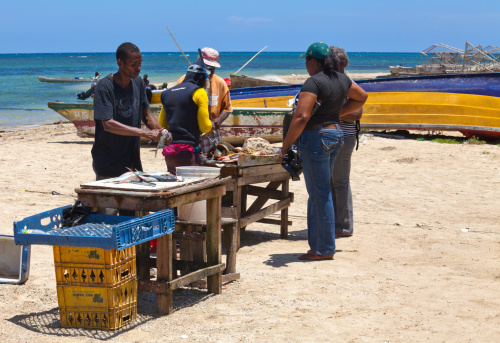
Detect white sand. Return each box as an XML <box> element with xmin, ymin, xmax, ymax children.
<box><xmin>0</xmin><ymin>123</ymin><xmax>499</xmax><ymax>342</ymax></box>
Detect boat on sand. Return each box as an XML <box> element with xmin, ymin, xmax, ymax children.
<box><xmin>38</xmin><ymin>75</ymin><xmax>96</xmax><ymax>83</ymax></box>
<box><xmin>47</xmin><ymin>101</ymin><xmax>287</xmax><ymax>145</ymax></box>
<box><xmin>47</xmin><ymin>73</ymin><xmax>500</xmax><ymax>141</ymax></box>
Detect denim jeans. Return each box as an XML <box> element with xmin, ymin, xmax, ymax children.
<box><xmin>298</xmin><ymin>124</ymin><xmax>344</xmax><ymax>256</ymax></box>
<box><xmin>331</xmin><ymin>135</ymin><xmax>356</xmax><ymax>236</ymax></box>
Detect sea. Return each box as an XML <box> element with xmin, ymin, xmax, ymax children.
<box><xmin>0</xmin><ymin>52</ymin><xmax>421</xmax><ymax>131</ymax></box>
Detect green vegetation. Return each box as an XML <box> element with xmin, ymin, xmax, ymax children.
<box><xmin>466</xmin><ymin>136</ymin><xmax>486</xmax><ymax>145</ymax></box>
<box><xmin>431</xmin><ymin>138</ymin><xmax>460</xmax><ymax>144</ymax></box>
<box><xmin>482</xmin><ymin>151</ymin><xmax>490</xmax><ymax>155</ymax></box>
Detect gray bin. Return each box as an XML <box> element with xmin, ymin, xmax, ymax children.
<box><xmin>0</xmin><ymin>235</ymin><xmax>31</xmax><ymax>284</ymax></box>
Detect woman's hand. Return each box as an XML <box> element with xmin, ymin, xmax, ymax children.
<box><xmin>278</xmin><ymin>149</ymin><xmax>286</xmax><ymax>164</ymax></box>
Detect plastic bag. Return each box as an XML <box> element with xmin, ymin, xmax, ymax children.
<box><xmin>61</xmin><ymin>201</ymin><xmax>92</xmax><ymax>227</ymax></box>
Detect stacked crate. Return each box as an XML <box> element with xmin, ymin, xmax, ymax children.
<box><xmin>53</xmin><ymin>246</ymin><xmax>137</xmax><ymax>331</ymax></box>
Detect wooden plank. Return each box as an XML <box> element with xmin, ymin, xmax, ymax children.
<box><xmin>173</xmin><ymin>230</ymin><xmax>206</xmax><ymax>242</ymax></box>
<box><xmin>237</xmin><ymin>172</ymin><xmax>290</xmax><ymax>187</ymax></box>
<box><xmin>239</xmin><ymin>198</ymin><xmax>291</xmax><ymax>229</ymax></box>
<box><xmin>257</xmin><ymin>218</ymin><xmax>292</xmax><ymax>226</ymax></box>
<box><xmin>239</xmin><ymin>164</ymin><xmax>285</xmax><ymax>178</ymax></box>
<box><xmin>170</xmin><ymin>263</ymin><xmax>225</xmax><ymax>290</ymax></box>
<box><xmin>224</xmin><ymin>179</ymin><xmax>237</xmax><ymax>192</ymax></box>
<box><xmin>77</xmin><ymin>184</ymin><xmax>227</xmax><ymax>212</ymax></box>
<box><xmin>189</xmin><ymin>273</ymin><xmax>241</xmax><ymax>288</ymax></box>
<box><xmin>206</xmin><ymin>196</ymin><xmax>222</xmax><ymax>294</ymax></box>
<box><xmin>219</xmin><ymin>165</ymin><xmax>238</xmax><ymax>179</ymax></box>
<box><xmin>246</xmin><ymin>185</ymin><xmax>289</xmax><ymax>200</ymax></box>
<box><xmin>221</xmin><ymin>206</ymin><xmax>238</xmax><ymax>219</ymax></box>
<box><xmin>156</xmin><ymin>233</ymin><xmax>173</xmax><ymax>314</ymax></box>
<box><xmin>246</xmin><ymin>181</ymin><xmax>281</xmax><ymax>215</ymax></box>
<box><xmin>237</xmin><ymin>154</ymin><xmax>280</xmax><ymax>168</ymax></box>
<box><xmin>138</xmin><ymin>263</ymin><xmax>225</xmax><ymax>293</ymax></box>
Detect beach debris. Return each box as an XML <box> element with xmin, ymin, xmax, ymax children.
<box><xmin>460</xmin><ymin>228</ymin><xmax>470</xmax><ymax>232</ymax></box>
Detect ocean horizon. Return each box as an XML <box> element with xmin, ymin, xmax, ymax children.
<box><xmin>0</xmin><ymin>52</ymin><xmax>423</xmax><ymax>131</ymax></box>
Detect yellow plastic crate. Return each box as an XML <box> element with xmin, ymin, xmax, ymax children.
<box><xmin>53</xmin><ymin>246</ymin><xmax>135</xmax><ymax>267</ymax></box>
<box><xmin>56</xmin><ymin>279</ymin><xmax>137</xmax><ymax>309</ymax></box>
<box><xmin>54</xmin><ymin>258</ymin><xmax>136</xmax><ymax>287</ymax></box>
<box><xmin>59</xmin><ymin>303</ymin><xmax>137</xmax><ymax>331</ymax></box>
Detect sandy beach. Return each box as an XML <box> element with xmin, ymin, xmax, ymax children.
<box><xmin>0</xmin><ymin>122</ymin><xmax>499</xmax><ymax>342</ymax></box>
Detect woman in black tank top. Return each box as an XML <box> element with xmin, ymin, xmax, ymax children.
<box><xmin>279</xmin><ymin>42</ymin><xmax>367</xmax><ymax>260</ymax></box>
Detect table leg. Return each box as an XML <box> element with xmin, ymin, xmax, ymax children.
<box><xmin>206</xmin><ymin>196</ymin><xmax>222</xmax><ymax>294</ymax></box>
<box><xmin>281</xmin><ymin>179</ymin><xmax>289</xmax><ymax>238</ymax></box>
<box><xmin>222</xmin><ymin>223</ymin><xmax>237</xmax><ymax>275</ymax></box>
<box><xmin>156</xmin><ymin>233</ymin><xmax>173</xmax><ymax>314</ymax></box>
<box><xmin>136</xmin><ymin>242</ymin><xmax>150</xmax><ymax>281</ymax></box>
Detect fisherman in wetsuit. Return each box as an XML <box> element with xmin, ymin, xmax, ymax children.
<box><xmin>158</xmin><ymin>61</ymin><xmax>212</xmax><ymax>174</ymax></box>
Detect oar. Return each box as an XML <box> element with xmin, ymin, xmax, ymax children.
<box><xmin>167</xmin><ymin>26</ymin><xmax>191</xmax><ymax>65</ymax></box>
<box><xmin>233</xmin><ymin>46</ymin><xmax>268</xmax><ymax>75</ymax></box>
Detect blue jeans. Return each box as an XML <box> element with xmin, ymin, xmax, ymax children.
<box><xmin>331</xmin><ymin>135</ymin><xmax>356</xmax><ymax>236</ymax></box>
<box><xmin>298</xmin><ymin>125</ymin><xmax>344</xmax><ymax>256</ymax></box>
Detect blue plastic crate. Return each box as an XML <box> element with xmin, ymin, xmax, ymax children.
<box><xmin>13</xmin><ymin>205</ymin><xmax>175</xmax><ymax>250</ymax></box>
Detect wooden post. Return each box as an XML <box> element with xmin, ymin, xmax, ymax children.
<box><xmin>222</xmin><ymin>222</ymin><xmax>237</xmax><ymax>274</ymax></box>
<box><xmin>135</xmin><ymin>210</ymin><xmax>151</xmax><ymax>281</ymax></box>
<box><xmin>156</xmin><ymin>233</ymin><xmax>173</xmax><ymax>314</ymax></box>
<box><xmin>280</xmin><ymin>179</ymin><xmax>289</xmax><ymax>238</ymax></box>
<box><xmin>206</xmin><ymin>196</ymin><xmax>222</xmax><ymax>294</ymax></box>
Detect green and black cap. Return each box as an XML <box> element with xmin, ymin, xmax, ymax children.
<box><xmin>300</xmin><ymin>42</ymin><xmax>331</xmax><ymax>59</ymax></box>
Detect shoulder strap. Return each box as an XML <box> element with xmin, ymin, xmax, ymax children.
<box><xmin>355</xmin><ymin>120</ymin><xmax>361</xmax><ymax>151</ymax></box>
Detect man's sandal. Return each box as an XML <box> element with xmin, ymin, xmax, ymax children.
<box><xmin>298</xmin><ymin>252</ymin><xmax>334</xmax><ymax>260</ymax></box>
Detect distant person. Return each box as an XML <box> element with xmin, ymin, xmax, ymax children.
<box><xmin>91</xmin><ymin>42</ymin><xmax>165</xmax><ymax>181</ymax></box>
<box><xmin>90</xmin><ymin>71</ymin><xmax>100</xmax><ymax>81</ymax></box>
<box><xmin>279</xmin><ymin>42</ymin><xmax>367</xmax><ymax>261</ymax></box>
<box><xmin>158</xmin><ymin>62</ymin><xmax>212</xmax><ymax>174</ymax></box>
<box><xmin>76</xmin><ymin>82</ymin><xmax>97</xmax><ymax>100</ymax></box>
<box><xmin>143</xmin><ymin>74</ymin><xmax>157</xmax><ymax>103</ymax></box>
<box><xmin>176</xmin><ymin>47</ymin><xmax>232</xmax><ymax>156</ymax></box>
<box><xmin>330</xmin><ymin>46</ymin><xmax>363</xmax><ymax>238</ymax></box>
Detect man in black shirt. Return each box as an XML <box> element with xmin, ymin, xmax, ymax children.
<box><xmin>91</xmin><ymin>42</ymin><xmax>165</xmax><ymax>179</ymax></box>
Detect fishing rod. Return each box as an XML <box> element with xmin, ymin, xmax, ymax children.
<box><xmin>233</xmin><ymin>45</ymin><xmax>268</xmax><ymax>75</ymax></box>
<box><xmin>167</xmin><ymin>26</ymin><xmax>191</xmax><ymax>64</ymax></box>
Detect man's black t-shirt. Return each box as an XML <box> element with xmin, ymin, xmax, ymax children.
<box><xmin>300</xmin><ymin>71</ymin><xmax>352</xmax><ymax>126</ymax></box>
<box><xmin>91</xmin><ymin>75</ymin><xmax>149</xmax><ymax>177</ymax></box>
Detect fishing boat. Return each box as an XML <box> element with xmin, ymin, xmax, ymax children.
<box><xmin>47</xmin><ymin>73</ymin><xmax>500</xmax><ymax>141</ymax></box>
<box><xmin>229</xmin><ymin>74</ymin><xmax>291</xmax><ymax>89</ymax></box>
<box><xmin>38</xmin><ymin>75</ymin><xmax>96</xmax><ymax>83</ymax></box>
<box><xmin>227</xmin><ymin>73</ymin><xmax>500</xmax><ymax>139</ymax></box>
<box><xmin>47</xmin><ymin>101</ymin><xmax>287</xmax><ymax>145</ymax></box>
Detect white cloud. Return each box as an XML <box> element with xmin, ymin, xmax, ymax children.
<box><xmin>226</xmin><ymin>16</ymin><xmax>273</xmax><ymax>25</ymax></box>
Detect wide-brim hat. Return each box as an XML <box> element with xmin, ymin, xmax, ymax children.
<box><xmin>299</xmin><ymin>42</ymin><xmax>331</xmax><ymax>59</ymax></box>
<box><xmin>201</xmin><ymin>47</ymin><xmax>221</xmax><ymax>68</ymax></box>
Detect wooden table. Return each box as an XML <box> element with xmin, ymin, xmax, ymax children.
<box><xmin>75</xmin><ymin>177</ymin><xmax>230</xmax><ymax>315</ymax></box>
<box><xmin>220</xmin><ymin>162</ymin><xmax>293</xmax><ymax>240</ymax></box>
<box><xmin>174</xmin><ymin>161</ymin><xmax>293</xmax><ymax>281</ymax></box>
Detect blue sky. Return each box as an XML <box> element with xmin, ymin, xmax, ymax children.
<box><xmin>1</xmin><ymin>0</ymin><xmax>499</xmax><ymax>53</ymax></box>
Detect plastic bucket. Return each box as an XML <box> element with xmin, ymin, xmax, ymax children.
<box><xmin>176</xmin><ymin>167</ymin><xmax>220</xmax><ymax>221</ymax></box>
